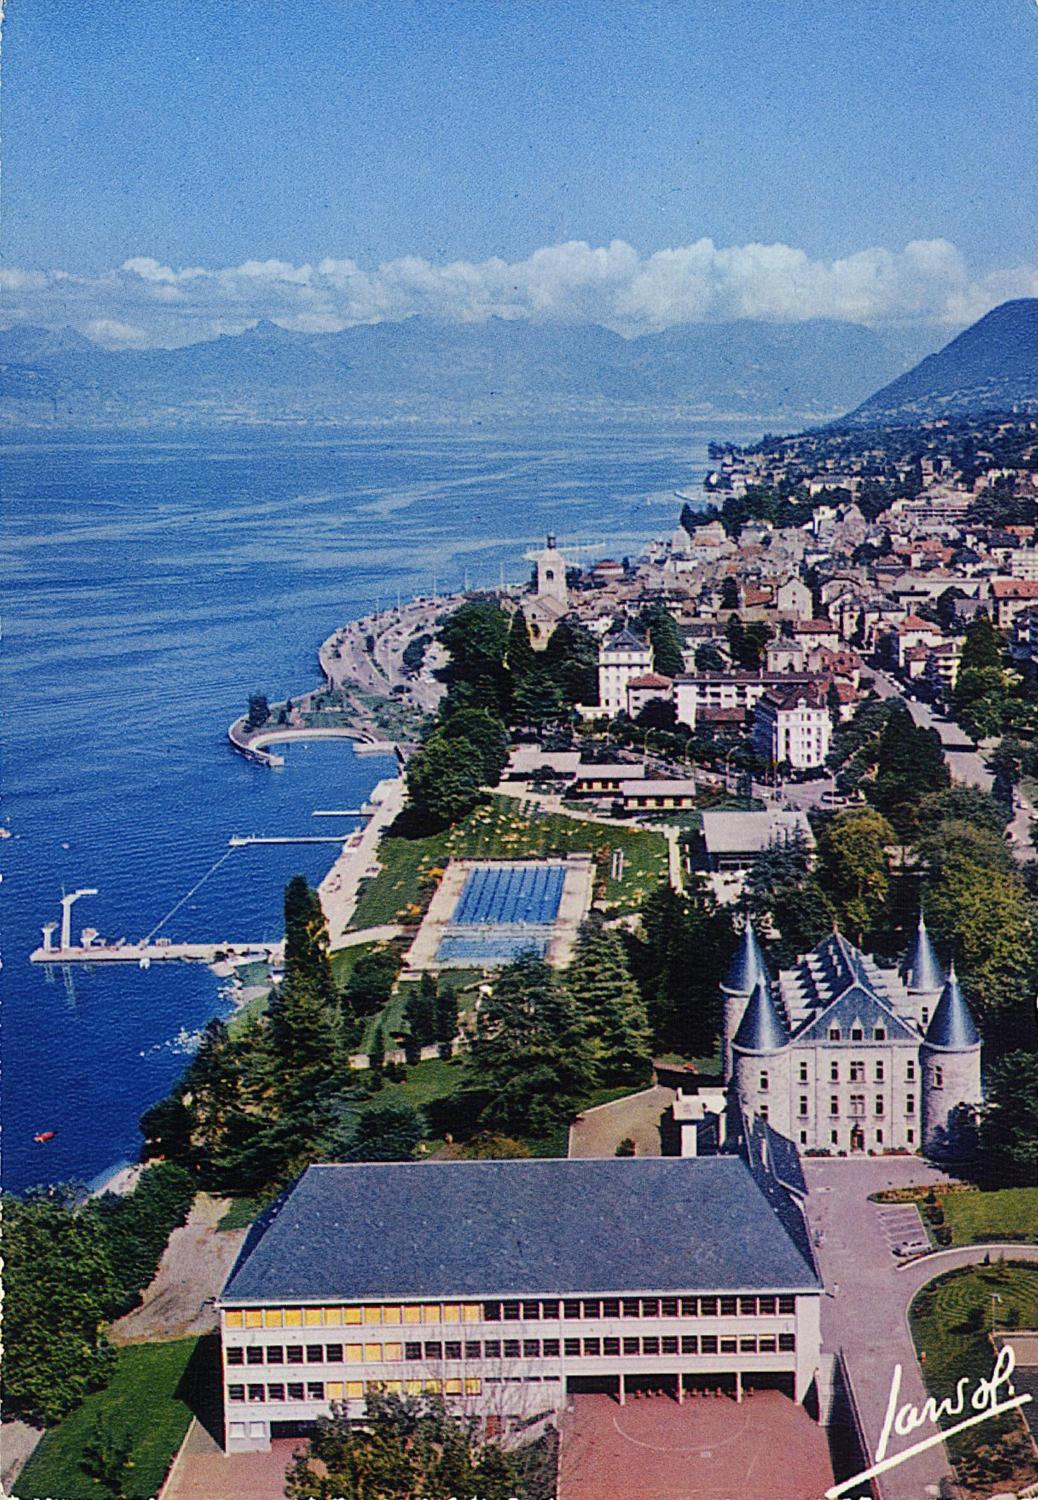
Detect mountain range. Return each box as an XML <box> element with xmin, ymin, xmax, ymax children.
<box><xmin>1</xmin><ymin>300</ymin><xmax>1033</xmax><ymax>430</ymax></box>
<box><xmin>0</xmin><ymin>316</ymin><xmax>944</xmax><ymax>429</ymax></box>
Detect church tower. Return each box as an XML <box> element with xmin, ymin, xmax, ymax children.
<box><xmin>920</xmin><ymin>964</ymin><xmax>982</xmax><ymax>1156</ymax></box>
<box><xmin>534</xmin><ymin>533</ymin><xmax>568</xmax><ymax>607</ymax></box>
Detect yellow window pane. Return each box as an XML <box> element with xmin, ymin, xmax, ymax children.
<box><xmin>384</xmin><ymin>1380</ymin><xmax>402</xmax><ymax>1394</ymax></box>
<box><xmin>363</xmin><ymin>1306</ymin><xmax>382</xmax><ymax>1325</ymax></box>
<box><xmin>442</xmin><ymin>1304</ymin><xmax>460</xmax><ymax>1323</ymax></box>
<box><xmin>445</xmin><ymin>1378</ymin><xmax>462</xmax><ymax>1395</ymax></box>
<box><xmin>382</xmin><ymin>1306</ymin><xmax>401</xmax><ymax>1325</ymax></box>
<box><xmin>465</xmin><ymin>1378</ymin><xmax>481</xmax><ymax>1395</ymax></box>
<box><xmin>423</xmin><ymin>1305</ymin><xmax>441</xmax><ymax>1323</ymax></box>
<box><xmin>304</xmin><ymin>1308</ymin><xmax>323</xmax><ymax>1327</ymax></box>
<box><xmin>225</xmin><ymin>1311</ymin><xmax>243</xmax><ymax>1329</ymax></box>
<box><xmin>344</xmin><ymin>1307</ymin><xmax>363</xmax><ymax>1325</ymax></box>
<box><xmin>346</xmin><ymin>1345</ymin><xmax>363</xmax><ymax>1362</ymax></box>
<box><xmin>365</xmin><ymin>1343</ymin><xmax>382</xmax><ymax>1361</ymax></box>
<box><xmin>323</xmin><ymin>1308</ymin><xmax>342</xmax><ymax>1327</ymax></box>
<box><xmin>406</xmin><ymin>1379</ymin><xmax>423</xmax><ymax>1395</ymax></box>
<box><xmin>346</xmin><ymin>1381</ymin><xmax>364</xmax><ymax>1400</ymax></box>
<box><xmin>326</xmin><ymin>1382</ymin><xmax>344</xmax><ymax>1400</ymax></box>
<box><xmin>284</xmin><ymin>1309</ymin><xmax>303</xmax><ymax>1327</ymax></box>
<box><xmin>384</xmin><ymin>1343</ymin><xmax>402</xmax><ymax>1362</ymax></box>
<box><xmin>263</xmin><ymin>1309</ymin><xmax>284</xmax><ymax>1328</ymax></box>
<box><xmin>402</xmin><ymin>1305</ymin><xmax>421</xmax><ymax>1324</ymax></box>
<box><xmin>245</xmin><ymin>1310</ymin><xmax>263</xmax><ymax>1329</ymax></box>
<box><xmin>424</xmin><ymin>1379</ymin><xmax>441</xmax><ymax>1394</ymax></box>
<box><xmin>462</xmin><ymin>1304</ymin><xmax>481</xmax><ymax>1323</ymax></box>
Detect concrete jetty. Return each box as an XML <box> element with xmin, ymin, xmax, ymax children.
<box><xmin>30</xmin><ymin>940</ymin><xmax>281</xmax><ymax>966</ymax></box>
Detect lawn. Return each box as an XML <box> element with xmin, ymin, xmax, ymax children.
<box><xmin>944</xmin><ymin>1187</ymin><xmax>1038</xmax><ymax>1246</ymax></box>
<box><xmin>870</xmin><ymin>1186</ymin><xmax>1038</xmax><ymax>1247</ymax></box>
<box><xmin>348</xmin><ymin>794</ymin><xmax>668</xmax><ymax>931</ymax></box>
<box><xmin>909</xmin><ymin>1263</ymin><xmax>1038</xmax><ymax>1495</ymax></box>
<box><xmin>17</xmin><ymin>1339</ymin><xmax>199</xmax><ymax>1500</ymax></box>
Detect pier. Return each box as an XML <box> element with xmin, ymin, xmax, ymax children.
<box><xmin>227</xmin><ymin>834</ymin><xmax>350</xmax><ymax>847</ymax></box>
<box><xmin>30</xmin><ymin>939</ymin><xmax>281</xmax><ymax>966</ymax></box>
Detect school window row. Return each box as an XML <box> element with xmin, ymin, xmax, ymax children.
<box><xmin>226</xmin><ymin>1332</ymin><xmax>797</xmax><ymax>1371</ymax></box>
<box><xmin>224</xmin><ymin>1294</ymin><xmax>797</xmax><ymax>1330</ymax></box>
<box><xmin>227</xmin><ymin>1377</ymin><xmax>484</xmax><ymax>1404</ymax></box>
<box><xmin>223</xmin><ymin>1303</ymin><xmax>483</xmax><ymax>1330</ymax></box>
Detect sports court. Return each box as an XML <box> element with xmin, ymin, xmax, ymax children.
<box><xmin>402</xmin><ymin>855</ymin><xmax>594</xmax><ymax>974</ymax></box>
<box><xmin>557</xmin><ymin>1389</ymin><xmax>835</xmax><ymax>1500</ymax></box>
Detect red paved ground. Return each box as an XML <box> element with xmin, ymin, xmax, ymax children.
<box><xmin>557</xmin><ymin>1390</ymin><xmax>835</xmax><ymax>1500</ymax></box>
<box><xmin>163</xmin><ymin>1424</ymin><xmax>299</xmax><ymax>1500</ymax></box>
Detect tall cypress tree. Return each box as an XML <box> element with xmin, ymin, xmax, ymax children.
<box><xmin>506</xmin><ymin>608</ymin><xmax>536</xmax><ymax>687</ymax></box>
<box><xmin>567</xmin><ymin>918</ymin><xmax>652</xmax><ymax>1086</ymax></box>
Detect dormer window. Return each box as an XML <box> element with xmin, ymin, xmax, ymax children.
<box><xmin>851</xmin><ymin>1027</ymin><xmax>864</xmax><ymax>1041</ymax></box>
<box><xmin>874</xmin><ymin>1027</ymin><xmax>886</xmax><ymax>1041</ymax></box>
<box><xmin>828</xmin><ymin>1027</ymin><xmax>841</xmax><ymax>1042</ymax></box>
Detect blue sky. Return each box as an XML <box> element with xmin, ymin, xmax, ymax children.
<box><xmin>4</xmin><ymin>0</ymin><xmax>1036</xmax><ymax>345</ymax></box>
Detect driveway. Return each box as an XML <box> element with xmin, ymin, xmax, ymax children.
<box><xmin>568</xmin><ymin>1086</ymin><xmax>676</xmax><ymax>1158</ymax></box>
<box><xmin>803</xmin><ymin>1158</ymin><xmax>1038</xmax><ymax>1500</ymax></box>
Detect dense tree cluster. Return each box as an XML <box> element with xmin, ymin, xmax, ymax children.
<box><xmin>404</xmin><ymin>601</ymin><xmax>599</xmax><ymax>833</ymax></box>
<box><xmin>3</xmin><ymin>1162</ymin><xmax>195</xmax><ymax>1427</ymax></box>
<box><xmin>471</xmin><ymin>926</ymin><xmax>653</xmax><ymax>1137</ymax></box>
<box><xmin>285</xmin><ymin>1389</ymin><xmax>551</xmax><ymax>1500</ymax></box>
<box><xmin>140</xmin><ymin>878</ymin><xmax>416</xmax><ymax>1197</ymax></box>
<box><xmin>624</xmin><ymin>883</ymin><xmax>735</xmax><ymax>1057</ymax></box>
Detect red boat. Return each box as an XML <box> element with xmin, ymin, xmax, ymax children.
<box><xmin>33</xmin><ymin>1130</ymin><xmax>56</xmax><ymax>1144</ymax></box>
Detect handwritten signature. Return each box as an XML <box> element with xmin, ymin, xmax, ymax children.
<box><xmin>826</xmin><ymin>1345</ymin><xmax>1032</xmax><ymax>1498</ymax></box>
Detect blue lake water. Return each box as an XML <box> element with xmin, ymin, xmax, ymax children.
<box><xmin>1</xmin><ymin>419</ymin><xmax>764</xmax><ymax>1192</ymax></box>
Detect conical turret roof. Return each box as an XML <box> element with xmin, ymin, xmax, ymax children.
<box><xmin>925</xmin><ymin>964</ymin><xmax>981</xmax><ymax>1050</ymax></box>
<box><xmin>732</xmin><ymin>975</ymin><xmax>789</xmax><ymax>1053</ymax></box>
<box><xmin>902</xmin><ymin>911</ymin><xmax>945</xmax><ymax>993</ymax></box>
<box><xmin>723</xmin><ymin>920</ymin><xmax>768</xmax><ymax>996</ymax></box>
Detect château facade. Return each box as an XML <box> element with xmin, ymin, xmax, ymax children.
<box><xmin>722</xmin><ymin>917</ymin><xmax>982</xmax><ymax>1156</ymax></box>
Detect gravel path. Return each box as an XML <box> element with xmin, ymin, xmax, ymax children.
<box><xmin>109</xmin><ymin>1194</ymin><xmax>248</xmax><ymax>1346</ymax></box>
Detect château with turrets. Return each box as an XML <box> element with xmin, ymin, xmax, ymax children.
<box><xmin>722</xmin><ymin>915</ymin><xmax>982</xmax><ymax>1157</ymax></box>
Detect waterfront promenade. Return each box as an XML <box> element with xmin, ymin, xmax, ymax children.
<box><xmin>318</xmin><ymin>773</ymin><xmax>404</xmax><ymax>946</ymax></box>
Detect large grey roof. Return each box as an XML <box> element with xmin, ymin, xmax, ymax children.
<box><xmin>901</xmin><ymin>913</ymin><xmax>945</xmax><ymax>993</ymax></box>
<box><xmin>925</xmin><ymin>968</ymin><xmax>981</xmax><ymax>1051</ymax></box>
<box><xmin>732</xmin><ymin>976</ymin><xmax>790</xmax><ymax>1053</ymax></box>
<box><xmin>722</xmin><ymin>920</ymin><xmax>769</xmax><ymax>995</ymax></box>
<box><xmin>221</xmin><ymin>1159</ymin><xmax>820</xmax><ymax>1304</ymax></box>
<box><xmin>702</xmin><ymin>809</ymin><xmax>815</xmax><ymax>856</ymax></box>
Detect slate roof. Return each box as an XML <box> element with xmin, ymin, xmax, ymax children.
<box><xmin>732</xmin><ymin>976</ymin><xmax>790</xmax><ymax>1053</ymax></box>
<box><xmin>901</xmin><ymin>913</ymin><xmax>945</xmax><ymax>993</ymax></box>
<box><xmin>220</xmin><ymin>1159</ymin><xmax>820</xmax><ymax>1305</ymax></box>
<box><xmin>925</xmin><ymin>968</ymin><xmax>981</xmax><ymax>1050</ymax></box>
<box><xmin>722</xmin><ymin>920</ymin><xmax>769</xmax><ymax>995</ymax></box>
<box><xmin>794</xmin><ymin>982</ymin><xmax>916</xmax><ymax>1045</ymax></box>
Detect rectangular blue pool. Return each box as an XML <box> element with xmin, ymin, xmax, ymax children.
<box><xmin>435</xmin><ymin>862</ymin><xmax>567</xmax><ymax>967</ymax></box>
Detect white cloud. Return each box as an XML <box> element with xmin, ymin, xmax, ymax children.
<box><xmin>2</xmin><ymin>238</ymin><xmax>1034</xmax><ymax>347</ymax></box>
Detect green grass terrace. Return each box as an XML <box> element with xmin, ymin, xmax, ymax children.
<box><xmin>17</xmin><ymin>1339</ymin><xmax>200</xmax><ymax>1500</ymax></box>
<box><xmin>348</xmin><ymin>794</ymin><xmax>669</xmax><ymax>932</ymax></box>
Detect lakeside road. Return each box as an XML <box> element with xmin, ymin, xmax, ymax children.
<box><xmin>321</xmin><ymin>598</ymin><xmax>449</xmax><ymax>718</ymax></box>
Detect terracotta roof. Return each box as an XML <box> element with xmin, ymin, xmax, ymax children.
<box><xmin>899</xmin><ymin>614</ymin><xmax>937</xmax><ymax>631</ymax></box>
<box><xmin>991</xmin><ymin>579</ymin><xmax>1038</xmax><ymax>598</ymax></box>
<box><xmin>628</xmin><ymin>673</ymin><xmax>673</xmax><ymax>689</ymax></box>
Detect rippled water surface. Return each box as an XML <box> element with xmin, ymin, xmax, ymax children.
<box><xmin>2</xmin><ymin>420</ymin><xmax>762</xmax><ymax>1191</ymax></box>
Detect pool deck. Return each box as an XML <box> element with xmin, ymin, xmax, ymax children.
<box><xmin>401</xmin><ymin>853</ymin><xmax>593</xmax><ymax>977</ymax></box>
